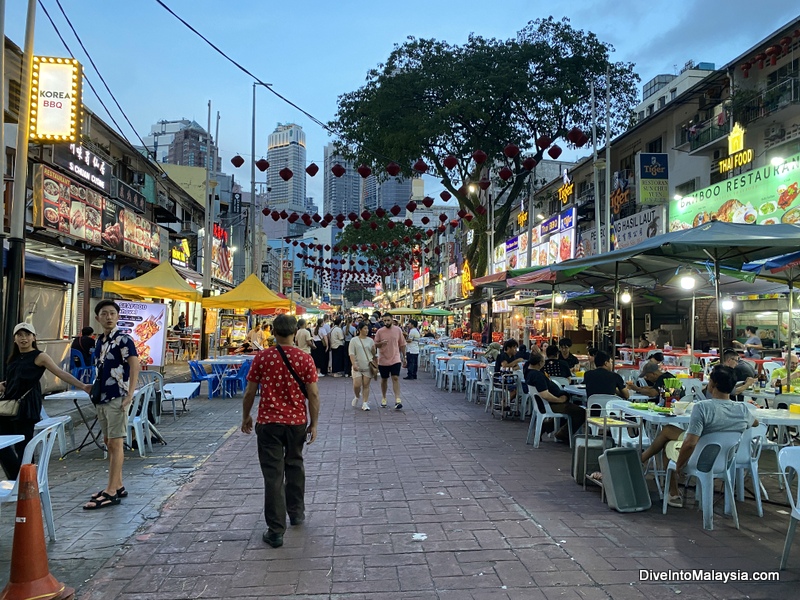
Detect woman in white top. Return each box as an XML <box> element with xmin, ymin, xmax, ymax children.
<box><xmin>349</xmin><ymin>322</ymin><xmax>377</xmax><ymax>411</ymax></box>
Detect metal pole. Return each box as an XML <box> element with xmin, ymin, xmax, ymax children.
<box><xmin>714</xmin><ymin>259</ymin><xmax>724</xmax><ymax>352</ymax></box>
<box><xmin>690</xmin><ymin>292</ymin><xmax>696</xmax><ymax>365</ymax></box>
<box><xmin>421</xmin><ymin>247</ymin><xmax>426</xmax><ymax>309</ymax></box>
<box><xmin>591</xmin><ymin>80</ymin><xmax>601</xmax><ymax>255</ymax></box>
<box><xmin>604</xmin><ymin>68</ymin><xmax>612</xmax><ymax>254</ymax></box>
<box><xmin>613</xmin><ymin>261</ymin><xmax>619</xmax><ymax>368</ymax></box>
<box><xmin>630</xmin><ymin>298</ymin><xmax>635</xmax><ymax>347</ymax></box>
<box><xmin>200</xmin><ymin>100</ymin><xmax>213</xmax><ymax>360</ymax></box>
<box><xmin>5</xmin><ymin>0</ymin><xmax>36</xmax><ymax>362</ymax></box>
<box><xmin>250</xmin><ymin>83</ymin><xmax>257</xmax><ymax>277</ymax></box>
<box><xmin>0</xmin><ymin>0</ymin><xmax>7</xmax><ymax>372</ymax></box>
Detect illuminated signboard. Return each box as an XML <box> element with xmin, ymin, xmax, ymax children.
<box><xmin>637</xmin><ymin>152</ymin><xmax>669</xmax><ymax>205</ymax></box>
<box><xmin>461</xmin><ymin>259</ymin><xmax>473</xmax><ymax>298</ymax></box>
<box><xmin>719</xmin><ymin>123</ymin><xmax>754</xmax><ymax>174</ymax></box>
<box><xmin>557</xmin><ymin>181</ymin><xmax>574</xmax><ymax>205</ymax></box>
<box><xmin>30</xmin><ymin>56</ymin><xmax>82</xmax><ymax>142</ymax></box>
<box><xmin>517</xmin><ymin>210</ymin><xmax>528</xmax><ymax>227</ymax></box>
<box><xmin>171</xmin><ymin>239</ymin><xmax>191</xmax><ymax>269</ymax></box>
<box><xmin>506</xmin><ymin>236</ymin><xmax>519</xmax><ymax>269</ymax></box>
<box><xmin>540</xmin><ymin>215</ymin><xmax>559</xmax><ymax>236</ymax></box>
<box><xmin>52</xmin><ymin>143</ymin><xmax>112</xmax><ymax>194</ymax></box>
<box><xmin>559</xmin><ymin>207</ymin><xmax>575</xmax><ymax>231</ymax></box>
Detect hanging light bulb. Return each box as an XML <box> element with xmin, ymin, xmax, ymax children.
<box><xmin>722</xmin><ymin>297</ymin><xmax>735</xmax><ymax>311</ymax></box>
<box><xmin>554</xmin><ymin>292</ymin><xmax>566</xmax><ymax>305</ymax></box>
<box><xmin>620</xmin><ymin>289</ymin><xmax>632</xmax><ymax>304</ymax></box>
<box><xmin>679</xmin><ymin>269</ymin><xmax>697</xmax><ymax>290</ymax></box>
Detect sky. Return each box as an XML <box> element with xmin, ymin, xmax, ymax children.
<box><xmin>5</xmin><ymin>1</ymin><xmax>797</xmax><ymax>206</ymax></box>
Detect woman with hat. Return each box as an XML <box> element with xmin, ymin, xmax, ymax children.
<box><xmin>0</xmin><ymin>323</ymin><xmax>92</xmax><ymax>479</ymax></box>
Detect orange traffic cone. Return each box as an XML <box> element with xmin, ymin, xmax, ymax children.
<box><xmin>0</xmin><ymin>464</ymin><xmax>74</xmax><ymax>600</ymax></box>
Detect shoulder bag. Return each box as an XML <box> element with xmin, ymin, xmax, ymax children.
<box><xmin>275</xmin><ymin>345</ymin><xmax>309</xmax><ymax>399</ymax></box>
<box><xmin>358</xmin><ymin>338</ymin><xmax>379</xmax><ymax>379</ymax></box>
<box><xmin>0</xmin><ymin>389</ymin><xmax>32</xmax><ymax>418</ymax></box>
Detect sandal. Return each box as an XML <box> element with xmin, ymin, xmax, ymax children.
<box><xmin>83</xmin><ymin>491</ymin><xmax>120</xmax><ymax>510</ymax></box>
<box><xmin>90</xmin><ymin>486</ymin><xmax>128</xmax><ymax>501</ymax></box>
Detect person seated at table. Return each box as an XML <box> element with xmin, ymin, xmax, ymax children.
<box><xmin>484</xmin><ymin>342</ymin><xmax>502</xmax><ymax>363</ymax></box>
<box><xmin>70</xmin><ymin>326</ymin><xmax>96</xmax><ymax>367</ymax></box>
<box><xmin>517</xmin><ymin>344</ymin><xmax>530</xmax><ymax>361</ymax></box>
<box><xmin>768</xmin><ymin>351</ymin><xmax>800</xmax><ymax>388</ymax></box>
<box><xmin>584</xmin><ymin>351</ymin><xmax>629</xmax><ymax>400</ymax></box>
<box><xmin>640</xmin><ymin>365</ymin><xmax>758</xmax><ymax>508</ymax></box>
<box><xmin>494</xmin><ymin>340</ymin><xmax>525</xmax><ymax>374</ymax></box>
<box><xmin>732</xmin><ymin>325</ymin><xmax>763</xmax><ymax>359</ymax></box>
<box><xmin>543</xmin><ymin>344</ymin><xmax>571</xmax><ymax>379</ymax></box>
<box><xmin>581</xmin><ymin>347</ymin><xmax>598</xmax><ymax>372</ymax></box>
<box><xmin>639</xmin><ymin>350</ymin><xmax>664</xmax><ymax>376</ymax></box>
<box><xmin>721</xmin><ymin>349</ymin><xmax>757</xmax><ymax>399</ymax></box>
<box><xmin>525</xmin><ymin>353</ymin><xmax>585</xmax><ymax>443</ymax></box>
<box><xmin>637</xmin><ymin>333</ymin><xmax>650</xmax><ymax>349</ymax></box>
<box><xmin>558</xmin><ymin>338</ymin><xmax>580</xmax><ymax>373</ymax></box>
<box><xmin>627</xmin><ymin>362</ymin><xmax>675</xmax><ymax>399</ymax></box>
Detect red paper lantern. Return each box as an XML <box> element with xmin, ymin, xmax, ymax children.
<box><xmin>387</xmin><ymin>220</ymin><xmax>396</xmax><ymax>229</ymax></box>
<box><xmin>472</xmin><ymin>149</ymin><xmax>487</xmax><ymax>164</ymax></box>
<box><xmin>503</xmin><ymin>143</ymin><xmax>520</xmax><ymax>158</ymax></box>
<box><xmin>404</xmin><ymin>219</ymin><xmax>413</xmax><ymax>227</ymax></box>
<box><xmin>449</xmin><ymin>219</ymin><xmax>459</xmax><ymax>228</ymax></box>
<box><xmin>370</xmin><ymin>222</ymin><xmax>378</xmax><ymax>230</ymax></box>
<box><xmin>348</xmin><ymin>212</ymin><xmax>359</xmax><ymax>222</ymax></box>
<box><xmin>279</xmin><ymin>167</ymin><xmax>293</xmax><ymax>181</ymax></box>
<box><xmin>438</xmin><ymin>213</ymin><xmax>448</xmax><ymax>222</ymax></box>
<box><xmin>381</xmin><ymin>241</ymin><xmax>388</xmax><ymax>248</ymax></box>
<box><xmin>413</xmin><ymin>159</ymin><xmax>429</xmax><ymax>173</ymax></box>
<box><xmin>261</xmin><ymin>207</ymin><xmax>270</xmax><ymax>216</ymax></box>
<box><xmin>386</xmin><ymin>162</ymin><xmax>401</xmax><ymax>176</ymax></box>
<box><xmin>476</xmin><ymin>205</ymin><xmax>487</xmax><ymax>216</ymax></box>
<box><xmin>406</xmin><ymin>201</ymin><xmax>417</xmax><ymax>212</ymax></box>
<box><xmin>464</xmin><ymin>213</ymin><xmax>474</xmax><ymax>222</ymax></box>
<box><xmin>357</xmin><ymin>164</ymin><xmax>372</xmax><ymax>178</ymax></box>
<box><xmin>291</xmin><ymin>240</ymin><xmax>298</xmax><ymax>246</ymax></box>
<box><xmin>437</xmin><ymin>225</ymin><xmax>446</xmax><ymax>233</ymax></box>
<box><xmin>434</xmin><ymin>247</ymin><xmax>441</xmax><ymax>254</ymax></box>
<box><xmin>440</xmin><ymin>191</ymin><xmax>451</xmax><ymax>202</ymax></box>
<box><xmin>389</xmin><ymin>205</ymin><xmax>401</xmax><ymax>216</ymax></box>
<box><xmin>414</xmin><ymin>232</ymin><xmax>422</xmax><ymax>240</ymax></box>
<box><xmin>230</xmin><ymin>155</ymin><xmax>245</xmax><ymax>168</ymax></box>
<box><xmin>312</xmin><ymin>213</ymin><xmax>322</xmax><ymax>223</ymax></box>
<box><xmin>422</xmin><ymin>196</ymin><xmax>434</xmax><ymax>208</ymax></box>
<box><xmin>478</xmin><ymin>177</ymin><xmax>491</xmax><ymax>190</ymax></box>
<box><xmin>336</xmin><ymin>221</ymin><xmax>344</xmax><ymax>228</ymax></box>
<box><xmin>536</xmin><ymin>135</ymin><xmax>551</xmax><ymax>149</ymax></box>
<box><xmin>331</xmin><ymin>163</ymin><xmax>346</xmax><ymax>178</ymax></box>
<box><xmin>392</xmin><ymin>239</ymin><xmax>400</xmax><ymax>247</ymax></box>
<box><xmin>421</xmin><ymin>216</ymin><xmax>430</xmax><ymax>225</ymax></box>
<box><xmin>457</xmin><ymin>208</ymin><xmax>467</xmax><ymax>218</ymax></box>
<box><xmin>270</xmin><ymin>210</ymin><xmax>280</xmax><ymax>221</ymax></box>
<box><xmin>255</xmin><ymin>158</ymin><xmax>270</xmax><ymax>172</ymax></box>
<box><xmin>443</xmin><ymin>155</ymin><xmax>458</xmax><ymax>170</ymax></box>
<box><xmin>547</xmin><ymin>145</ymin><xmax>563</xmax><ymax>160</ymax></box>
<box><xmin>306</xmin><ymin>163</ymin><xmax>319</xmax><ymax>176</ymax></box>
<box><xmin>279</xmin><ymin>210</ymin><xmax>288</xmax><ymax>219</ymax></box>
<box><xmin>498</xmin><ymin>166</ymin><xmax>514</xmax><ymax>181</ymax></box>
<box><xmin>288</xmin><ymin>212</ymin><xmax>299</xmax><ymax>223</ymax></box>
<box><xmin>361</xmin><ymin>210</ymin><xmax>371</xmax><ymax>220</ymax></box>
<box><xmin>375</xmin><ymin>207</ymin><xmax>386</xmax><ymax>218</ymax></box>
<box><xmin>426</xmin><ymin>229</ymin><xmax>435</xmax><ymax>237</ymax></box>
<box><xmin>523</xmin><ymin>157</ymin><xmax>538</xmax><ymax>171</ymax></box>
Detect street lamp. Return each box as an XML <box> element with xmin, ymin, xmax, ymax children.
<box><xmin>251</xmin><ymin>81</ymin><xmax>273</xmax><ymax>278</ymax></box>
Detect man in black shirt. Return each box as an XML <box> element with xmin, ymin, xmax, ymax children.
<box><xmin>70</xmin><ymin>326</ymin><xmax>96</xmax><ymax>367</ymax></box>
<box><xmin>584</xmin><ymin>351</ymin><xmax>629</xmax><ymax>399</ymax></box>
<box><xmin>543</xmin><ymin>344</ymin><xmax>571</xmax><ymax>378</ymax></box>
<box><xmin>627</xmin><ymin>362</ymin><xmax>675</xmax><ymax>398</ymax></box>
<box><xmin>494</xmin><ymin>340</ymin><xmax>525</xmax><ymax>406</ymax></box>
<box><xmin>526</xmin><ymin>353</ymin><xmax>585</xmax><ymax>442</ymax></box>
<box><xmin>558</xmin><ymin>338</ymin><xmax>580</xmax><ymax>372</ymax></box>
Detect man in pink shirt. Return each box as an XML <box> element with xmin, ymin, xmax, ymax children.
<box><xmin>374</xmin><ymin>314</ymin><xmax>407</xmax><ymax>409</ymax></box>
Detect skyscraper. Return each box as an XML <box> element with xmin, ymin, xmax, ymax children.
<box><xmin>323</xmin><ymin>144</ymin><xmax>361</xmax><ymax>217</ymax></box>
<box><xmin>266</xmin><ymin>123</ymin><xmax>306</xmax><ymax>213</ymax></box>
<box><xmin>377</xmin><ymin>177</ymin><xmax>413</xmax><ymax>209</ymax></box>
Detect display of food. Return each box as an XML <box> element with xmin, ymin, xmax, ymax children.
<box><xmin>44</xmin><ymin>206</ymin><xmax>58</xmax><ymax>224</ymax></box>
<box><xmin>69</xmin><ymin>201</ymin><xmax>86</xmax><ymax>237</ymax></box>
<box><xmin>43</xmin><ymin>179</ymin><xmax>60</xmax><ymax>200</ymax></box>
<box><xmin>778</xmin><ymin>182</ymin><xmax>799</xmax><ymax>209</ymax></box>
<box><xmin>781</xmin><ymin>207</ymin><xmax>800</xmax><ymax>224</ymax></box>
<box><xmin>559</xmin><ymin>234</ymin><xmax>572</xmax><ymax>261</ymax></box>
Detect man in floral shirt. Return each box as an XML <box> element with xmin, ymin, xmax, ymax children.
<box><xmin>241</xmin><ymin>315</ymin><xmax>320</xmax><ymax>548</ymax></box>
<box><xmin>84</xmin><ymin>300</ymin><xmax>139</xmax><ymax>510</ymax></box>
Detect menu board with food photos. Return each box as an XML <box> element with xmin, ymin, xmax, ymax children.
<box><xmin>33</xmin><ymin>164</ymin><xmax>160</xmax><ymax>263</ymax></box>
<box><xmin>117</xmin><ymin>300</ymin><xmax>167</xmax><ymax>367</ymax></box>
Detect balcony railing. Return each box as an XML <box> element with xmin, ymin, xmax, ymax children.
<box><xmin>689</xmin><ymin>120</ymin><xmax>729</xmax><ymax>152</ymax></box>
<box><xmin>735</xmin><ymin>76</ymin><xmax>800</xmax><ymax>125</ymax></box>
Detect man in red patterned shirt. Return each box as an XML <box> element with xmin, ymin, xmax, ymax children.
<box><xmin>241</xmin><ymin>315</ymin><xmax>320</xmax><ymax>548</ymax></box>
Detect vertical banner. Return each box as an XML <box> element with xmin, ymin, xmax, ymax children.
<box><xmin>637</xmin><ymin>152</ymin><xmax>669</xmax><ymax>205</ymax></box>
<box><xmin>117</xmin><ymin>301</ymin><xmax>167</xmax><ymax>367</ymax></box>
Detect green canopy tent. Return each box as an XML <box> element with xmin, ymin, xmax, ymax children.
<box><xmin>421</xmin><ymin>307</ymin><xmax>454</xmax><ymax>316</ymax></box>
<box><xmin>387</xmin><ymin>308</ymin><xmax>423</xmax><ymax>315</ymax></box>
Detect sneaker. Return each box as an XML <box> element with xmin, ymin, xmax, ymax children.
<box><xmin>381</xmin><ymin>398</ymin><xmax>387</xmax><ymax>408</ymax></box>
<box><xmin>361</xmin><ymin>402</ymin><xmax>371</xmax><ymax>411</ymax></box>
<box><xmin>351</xmin><ymin>397</ymin><xmax>359</xmax><ymax>408</ymax></box>
<box><xmin>395</xmin><ymin>400</ymin><xmax>403</xmax><ymax>410</ymax></box>
<box><xmin>667</xmin><ymin>494</ymin><xmax>683</xmax><ymax>508</ymax></box>
<box><xmin>289</xmin><ymin>513</ymin><xmax>305</xmax><ymax>526</ymax></box>
<box><xmin>262</xmin><ymin>531</ymin><xmax>284</xmax><ymax>547</ymax></box>
<box><xmin>318</xmin><ymin>373</ymin><xmax>326</xmax><ymax>377</ymax></box>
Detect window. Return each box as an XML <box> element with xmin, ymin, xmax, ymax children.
<box><xmin>638</xmin><ymin>111</ymin><xmax>645</xmax><ymax>122</ymax></box>
<box><xmin>658</xmin><ymin>96</ymin><xmax>666</xmax><ymax>109</ymax></box>
<box><xmin>670</xmin><ymin>88</ymin><xmax>677</xmax><ymax>101</ymax></box>
<box><xmin>646</xmin><ymin>104</ymin><xmax>654</xmax><ymax>116</ymax></box>
<box><xmin>646</xmin><ymin>137</ymin><xmax>663</xmax><ymax>153</ymax></box>
<box><xmin>675</xmin><ymin>179</ymin><xmax>697</xmax><ymax>197</ymax></box>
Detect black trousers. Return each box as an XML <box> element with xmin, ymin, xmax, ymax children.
<box><xmin>256</xmin><ymin>422</ymin><xmax>307</xmax><ymax>535</ymax></box>
<box><xmin>344</xmin><ymin>341</ymin><xmax>351</xmax><ymax>373</ymax></box>
<box><xmin>551</xmin><ymin>401</ymin><xmax>586</xmax><ymax>440</ymax></box>
<box><xmin>0</xmin><ymin>418</ymin><xmax>36</xmax><ymax>480</ymax></box>
<box><xmin>406</xmin><ymin>352</ymin><xmax>419</xmax><ymax>378</ymax></box>
<box><xmin>331</xmin><ymin>346</ymin><xmax>346</xmax><ymax>374</ymax></box>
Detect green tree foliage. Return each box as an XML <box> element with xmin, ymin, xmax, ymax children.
<box><xmin>329</xmin><ymin>17</ymin><xmax>639</xmax><ymax>279</ymax></box>
<box><xmin>335</xmin><ymin>215</ymin><xmax>423</xmax><ymax>267</ymax></box>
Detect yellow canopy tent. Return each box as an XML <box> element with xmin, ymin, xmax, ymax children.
<box><xmin>201</xmin><ymin>274</ymin><xmax>294</xmax><ymax>311</ymax></box>
<box><xmin>102</xmin><ymin>261</ymin><xmax>202</xmax><ymax>303</ymax></box>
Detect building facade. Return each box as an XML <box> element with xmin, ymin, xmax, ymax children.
<box><xmin>266</xmin><ymin>123</ymin><xmax>306</xmax><ymax>212</ymax></box>
<box><xmin>323</xmin><ymin>143</ymin><xmax>361</xmax><ymax>216</ymax></box>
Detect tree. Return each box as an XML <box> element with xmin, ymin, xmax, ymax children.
<box><xmin>334</xmin><ymin>215</ymin><xmax>423</xmax><ymax>270</ymax></box>
<box><xmin>343</xmin><ymin>281</ymin><xmax>371</xmax><ymax>305</ymax></box>
<box><xmin>330</xmin><ymin>17</ymin><xmax>639</xmax><ymax>281</ymax></box>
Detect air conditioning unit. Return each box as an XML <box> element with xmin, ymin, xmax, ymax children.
<box><xmin>765</xmin><ymin>125</ymin><xmax>785</xmax><ymax>141</ymax></box>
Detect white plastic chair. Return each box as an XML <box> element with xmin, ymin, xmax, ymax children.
<box><xmin>526</xmin><ymin>392</ymin><xmax>573</xmax><ymax>448</ymax></box>
<box><xmin>617</xmin><ymin>368</ymin><xmax>638</xmax><ymax>383</ymax></box>
<box><xmin>779</xmin><ymin>447</ymin><xmax>800</xmax><ymax>570</ymax></box>
<box><xmin>35</xmin><ymin>406</ymin><xmax>74</xmax><ymax>458</ymax></box>
<box><xmin>680</xmin><ymin>378</ymin><xmax>705</xmax><ymax>402</ymax></box>
<box><xmin>464</xmin><ymin>364</ymin><xmax>479</xmax><ymax>401</ymax></box>
<box><xmin>586</xmin><ymin>394</ymin><xmax>623</xmax><ymax>435</ymax></box>
<box><xmin>126</xmin><ymin>384</ymin><xmax>155</xmax><ymax>457</ymax></box>
<box><xmin>472</xmin><ymin>367</ymin><xmax>492</xmax><ymax>405</ymax></box>
<box><xmin>443</xmin><ymin>358</ymin><xmax>466</xmax><ymax>393</ymax></box>
<box><xmin>0</xmin><ymin>423</ymin><xmax>60</xmax><ymax>541</ymax></box>
<box><xmin>434</xmin><ymin>356</ymin><xmax>449</xmax><ymax>389</ymax></box>
<box><xmin>763</xmin><ymin>361</ymin><xmax>781</xmax><ymax>381</ymax></box>
<box><xmin>732</xmin><ymin>424</ymin><xmax>767</xmax><ymax>518</ymax></box>
<box><xmin>663</xmin><ymin>431</ymin><xmax>741</xmax><ymax>530</ymax></box>
<box><xmin>549</xmin><ymin>376</ymin><xmax>569</xmax><ymax>389</ymax></box>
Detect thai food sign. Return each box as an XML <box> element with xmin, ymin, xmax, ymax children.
<box><xmin>669</xmin><ymin>152</ymin><xmax>800</xmax><ymax>230</ymax></box>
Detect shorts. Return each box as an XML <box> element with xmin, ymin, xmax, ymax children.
<box><xmin>665</xmin><ymin>432</ymin><xmax>687</xmax><ymax>463</ymax></box>
<box><xmin>96</xmin><ymin>397</ymin><xmax>127</xmax><ymax>439</ymax></box>
<box><xmin>378</xmin><ymin>363</ymin><xmax>401</xmax><ymax>379</ymax></box>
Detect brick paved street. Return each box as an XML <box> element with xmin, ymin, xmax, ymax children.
<box><xmin>2</xmin><ymin>368</ymin><xmax>799</xmax><ymax>599</ymax></box>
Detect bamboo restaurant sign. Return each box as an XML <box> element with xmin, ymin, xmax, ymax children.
<box><xmin>29</xmin><ymin>56</ymin><xmax>82</xmax><ymax>142</ymax></box>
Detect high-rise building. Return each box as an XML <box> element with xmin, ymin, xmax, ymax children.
<box><xmin>266</xmin><ymin>123</ymin><xmax>306</xmax><ymax>213</ymax></box>
<box><xmin>361</xmin><ymin>175</ymin><xmax>378</xmax><ymax>211</ymax></box>
<box><xmin>377</xmin><ymin>177</ymin><xmax>413</xmax><ymax>209</ymax></box>
<box><xmin>141</xmin><ymin>119</ymin><xmax>220</xmax><ymax>171</ymax></box>
<box><xmin>304</xmin><ymin>196</ymin><xmax>319</xmax><ymax>216</ymax></box>
<box><xmin>323</xmin><ymin>144</ymin><xmax>361</xmax><ymax>217</ymax></box>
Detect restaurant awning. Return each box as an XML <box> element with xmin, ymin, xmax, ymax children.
<box><xmin>201</xmin><ymin>274</ymin><xmax>293</xmax><ymax>310</ymax></box>
<box><xmin>102</xmin><ymin>261</ymin><xmax>202</xmax><ymax>303</ymax></box>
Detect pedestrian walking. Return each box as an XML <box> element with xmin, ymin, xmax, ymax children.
<box><xmin>311</xmin><ymin>321</ymin><xmax>328</xmax><ymax>376</ymax></box>
<box><xmin>374</xmin><ymin>313</ymin><xmax>407</xmax><ymax>409</ymax></box>
<box><xmin>349</xmin><ymin>322</ymin><xmax>377</xmax><ymax>411</ymax></box>
<box><xmin>0</xmin><ymin>323</ymin><xmax>92</xmax><ymax>480</ymax></box>
<box><xmin>404</xmin><ymin>319</ymin><xmax>421</xmax><ymax>380</ymax></box>
<box><xmin>241</xmin><ymin>315</ymin><xmax>320</xmax><ymax>548</ymax></box>
<box><xmin>294</xmin><ymin>318</ymin><xmax>314</xmax><ymax>354</ymax></box>
<box><xmin>330</xmin><ymin>318</ymin><xmax>346</xmax><ymax>376</ymax></box>
<box><xmin>84</xmin><ymin>300</ymin><xmax>140</xmax><ymax>510</ymax></box>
